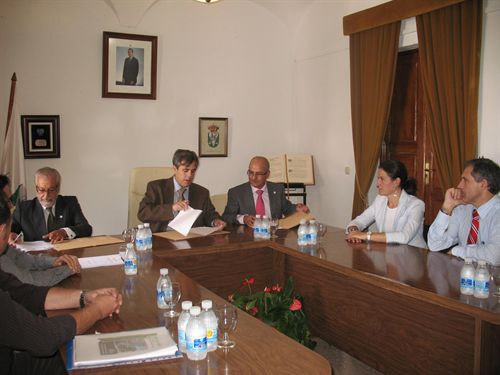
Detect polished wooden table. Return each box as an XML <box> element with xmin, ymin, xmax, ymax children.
<box><xmin>58</xmin><ymin>242</ymin><xmax>331</xmax><ymax>374</ymax></box>
<box><xmin>147</xmin><ymin>226</ymin><xmax>499</xmax><ymax>375</ymax></box>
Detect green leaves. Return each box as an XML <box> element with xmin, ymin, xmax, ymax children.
<box><xmin>229</xmin><ymin>277</ymin><xmax>316</xmax><ymax>349</ymax></box>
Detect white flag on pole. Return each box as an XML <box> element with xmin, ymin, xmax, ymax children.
<box><xmin>1</xmin><ymin>99</ymin><xmax>26</xmax><ymax>204</ymax></box>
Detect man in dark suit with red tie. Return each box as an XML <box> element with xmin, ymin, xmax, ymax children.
<box><xmin>222</xmin><ymin>156</ymin><xmax>309</xmax><ymax>227</ymax></box>
<box><xmin>9</xmin><ymin>167</ymin><xmax>92</xmax><ymax>244</ymax></box>
<box><xmin>138</xmin><ymin>149</ymin><xmax>226</xmax><ymax>232</ymax></box>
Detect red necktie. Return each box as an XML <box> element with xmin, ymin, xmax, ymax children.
<box><xmin>467</xmin><ymin>209</ymin><xmax>480</xmax><ymax>245</ymax></box>
<box><xmin>255</xmin><ymin>190</ymin><xmax>265</xmax><ymax>216</ymax></box>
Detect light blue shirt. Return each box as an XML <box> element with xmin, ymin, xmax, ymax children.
<box><xmin>427</xmin><ymin>195</ymin><xmax>500</xmax><ymax>265</ymax></box>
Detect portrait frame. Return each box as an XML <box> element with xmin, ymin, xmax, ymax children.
<box><xmin>198</xmin><ymin>117</ymin><xmax>228</xmax><ymax>157</ymax></box>
<box><xmin>20</xmin><ymin>115</ymin><xmax>60</xmax><ymax>159</ymax></box>
<box><xmin>102</xmin><ymin>31</ymin><xmax>158</xmax><ymax>100</ymax></box>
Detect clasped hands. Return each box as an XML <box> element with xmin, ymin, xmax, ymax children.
<box><xmin>345</xmin><ymin>226</ymin><xmax>366</xmax><ymax>243</ymax></box>
<box><xmin>86</xmin><ymin>288</ymin><xmax>123</xmax><ymax>318</ymax></box>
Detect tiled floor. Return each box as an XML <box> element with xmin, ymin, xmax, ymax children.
<box><xmin>314</xmin><ymin>338</ymin><xmax>382</xmax><ymax>375</ymax></box>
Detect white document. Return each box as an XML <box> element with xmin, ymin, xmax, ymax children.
<box><xmin>72</xmin><ymin>327</ymin><xmax>178</xmax><ymax>369</ymax></box>
<box><xmin>167</xmin><ymin>206</ymin><xmax>202</xmax><ymax>236</ymax></box>
<box><xmin>15</xmin><ymin>241</ymin><xmax>53</xmax><ymax>252</ymax></box>
<box><xmin>190</xmin><ymin>226</ymin><xmax>220</xmax><ymax>236</ymax></box>
<box><xmin>79</xmin><ymin>254</ymin><xmax>123</xmax><ymax>269</ymax></box>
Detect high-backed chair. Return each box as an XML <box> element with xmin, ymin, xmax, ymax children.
<box><xmin>128</xmin><ymin>167</ymin><xmax>174</xmax><ymax>228</ymax></box>
<box><xmin>210</xmin><ymin>193</ymin><xmax>228</xmax><ymax>216</ymax></box>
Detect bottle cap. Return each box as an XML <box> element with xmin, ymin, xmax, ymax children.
<box><xmin>263</xmin><ymin>215</ymin><xmax>268</xmax><ymax>219</ymax></box>
<box><xmin>160</xmin><ymin>268</ymin><xmax>168</xmax><ymax>275</ymax></box>
<box><xmin>299</xmin><ymin>219</ymin><xmax>306</xmax><ymax>224</ymax></box>
<box><xmin>201</xmin><ymin>300</ymin><xmax>213</xmax><ymax>309</ymax></box>
<box><xmin>310</xmin><ymin>219</ymin><xmax>316</xmax><ymax>224</ymax></box>
<box><xmin>144</xmin><ymin>223</ymin><xmax>150</xmax><ymax>227</ymax></box>
<box><xmin>138</xmin><ymin>224</ymin><xmax>144</xmax><ymax>229</ymax></box>
<box><xmin>256</xmin><ymin>215</ymin><xmax>261</xmax><ymax>219</ymax></box>
<box><xmin>477</xmin><ymin>260</ymin><xmax>487</xmax><ymax>266</ymax></box>
<box><xmin>189</xmin><ymin>306</ymin><xmax>201</xmax><ymax>316</ymax></box>
<box><xmin>126</xmin><ymin>243</ymin><xmax>133</xmax><ymax>249</ymax></box>
<box><xmin>182</xmin><ymin>301</ymin><xmax>193</xmax><ymax>310</ymax></box>
<box><xmin>464</xmin><ymin>257</ymin><xmax>473</xmax><ymax>263</ymax></box>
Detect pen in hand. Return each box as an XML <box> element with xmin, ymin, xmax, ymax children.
<box><xmin>13</xmin><ymin>232</ymin><xmax>22</xmax><ymax>243</ymax></box>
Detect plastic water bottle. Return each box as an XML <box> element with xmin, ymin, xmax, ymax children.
<box><xmin>186</xmin><ymin>306</ymin><xmax>207</xmax><ymax>360</ymax></box>
<box><xmin>200</xmin><ymin>300</ymin><xmax>218</xmax><ymax>352</ymax></box>
<box><xmin>135</xmin><ymin>224</ymin><xmax>145</xmax><ymax>251</ymax></box>
<box><xmin>254</xmin><ymin>215</ymin><xmax>262</xmax><ymax>239</ymax></box>
<box><xmin>177</xmin><ymin>300</ymin><xmax>193</xmax><ymax>353</ymax></box>
<box><xmin>308</xmin><ymin>220</ymin><xmax>318</xmax><ymax>246</ymax></box>
<box><xmin>156</xmin><ymin>268</ymin><xmax>172</xmax><ymax>309</ymax></box>
<box><xmin>144</xmin><ymin>223</ymin><xmax>153</xmax><ymax>250</ymax></box>
<box><xmin>123</xmin><ymin>243</ymin><xmax>137</xmax><ymax>275</ymax></box>
<box><xmin>297</xmin><ymin>219</ymin><xmax>308</xmax><ymax>246</ymax></box>
<box><xmin>261</xmin><ymin>216</ymin><xmax>270</xmax><ymax>239</ymax></box>
<box><xmin>460</xmin><ymin>257</ymin><xmax>475</xmax><ymax>295</ymax></box>
<box><xmin>473</xmin><ymin>260</ymin><xmax>490</xmax><ymax>299</ymax></box>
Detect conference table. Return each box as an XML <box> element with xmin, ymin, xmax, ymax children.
<box><xmin>59</xmin><ymin>225</ymin><xmax>499</xmax><ymax>374</ymax></box>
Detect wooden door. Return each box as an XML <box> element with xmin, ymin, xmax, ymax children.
<box><xmin>382</xmin><ymin>49</ymin><xmax>443</xmax><ymax>225</ymax></box>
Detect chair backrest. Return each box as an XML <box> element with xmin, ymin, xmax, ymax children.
<box><xmin>210</xmin><ymin>193</ymin><xmax>228</xmax><ymax>216</ymax></box>
<box><xmin>128</xmin><ymin>167</ymin><xmax>174</xmax><ymax>228</ymax></box>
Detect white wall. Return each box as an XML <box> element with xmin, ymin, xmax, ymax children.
<box><xmin>0</xmin><ymin>0</ymin><xmax>295</xmax><ymax>234</ymax></box>
<box><xmin>1</xmin><ymin>0</ymin><xmax>499</xmax><ymax>234</ymax></box>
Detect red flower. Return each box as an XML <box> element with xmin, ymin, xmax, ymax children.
<box><xmin>290</xmin><ymin>299</ymin><xmax>302</xmax><ymax>311</ymax></box>
<box><xmin>242</xmin><ymin>277</ymin><xmax>255</xmax><ymax>286</ymax></box>
<box><xmin>271</xmin><ymin>284</ymin><xmax>282</xmax><ymax>292</ymax></box>
<box><xmin>249</xmin><ymin>306</ymin><xmax>259</xmax><ymax>316</ymax></box>
<box><xmin>264</xmin><ymin>287</ymin><xmax>271</xmax><ymax>293</ymax></box>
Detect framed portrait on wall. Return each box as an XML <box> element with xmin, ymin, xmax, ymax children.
<box><xmin>102</xmin><ymin>31</ymin><xmax>158</xmax><ymax>99</ymax></box>
<box><xmin>198</xmin><ymin>117</ymin><xmax>228</xmax><ymax>157</ymax></box>
<box><xmin>21</xmin><ymin>115</ymin><xmax>60</xmax><ymax>159</ymax></box>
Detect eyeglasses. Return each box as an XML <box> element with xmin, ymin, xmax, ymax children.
<box><xmin>247</xmin><ymin>170</ymin><xmax>268</xmax><ymax>177</ymax></box>
<box><xmin>35</xmin><ymin>186</ymin><xmax>59</xmax><ymax>194</ymax></box>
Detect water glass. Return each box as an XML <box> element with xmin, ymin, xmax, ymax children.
<box><xmin>270</xmin><ymin>218</ymin><xmax>279</xmax><ymax>239</ymax></box>
<box><xmin>317</xmin><ymin>223</ymin><xmax>327</xmax><ymax>241</ymax></box>
<box><xmin>490</xmin><ymin>265</ymin><xmax>500</xmax><ymax>297</ymax></box>
<box><xmin>216</xmin><ymin>304</ymin><xmax>238</xmax><ymax>348</ymax></box>
<box><xmin>164</xmin><ymin>282</ymin><xmax>182</xmax><ymax>317</ymax></box>
<box><xmin>122</xmin><ymin>227</ymin><xmax>136</xmax><ymax>244</ymax></box>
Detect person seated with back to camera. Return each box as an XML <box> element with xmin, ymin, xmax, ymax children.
<box><xmin>0</xmin><ymin>174</ymin><xmax>81</xmax><ymax>286</ymax></box>
<box><xmin>345</xmin><ymin>160</ymin><xmax>427</xmax><ymax>248</ymax></box>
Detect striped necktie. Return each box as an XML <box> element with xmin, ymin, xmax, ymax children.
<box><xmin>467</xmin><ymin>209</ymin><xmax>480</xmax><ymax>245</ymax></box>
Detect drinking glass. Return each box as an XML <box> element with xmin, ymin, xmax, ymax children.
<box><xmin>490</xmin><ymin>265</ymin><xmax>500</xmax><ymax>298</ymax></box>
<box><xmin>122</xmin><ymin>227</ymin><xmax>136</xmax><ymax>244</ymax></box>
<box><xmin>317</xmin><ymin>223</ymin><xmax>327</xmax><ymax>242</ymax></box>
<box><xmin>216</xmin><ymin>304</ymin><xmax>238</xmax><ymax>348</ymax></box>
<box><xmin>270</xmin><ymin>218</ymin><xmax>279</xmax><ymax>239</ymax></box>
<box><xmin>164</xmin><ymin>282</ymin><xmax>182</xmax><ymax>317</ymax></box>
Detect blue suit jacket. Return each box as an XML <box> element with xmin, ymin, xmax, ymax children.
<box><xmin>222</xmin><ymin>181</ymin><xmax>296</xmax><ymax>225</ymax></box>
<box><xmin>11</xmin><ymin>196</ymin><xmax>92</xmax><ymax>241</ymax></box>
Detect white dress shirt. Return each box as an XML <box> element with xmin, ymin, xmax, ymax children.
<box><xmin>428</xmin><ymin>195</ymin><xmax>500</xmax><ymax>265</ymax></box>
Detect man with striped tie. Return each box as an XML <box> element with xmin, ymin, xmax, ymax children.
<box><xmin>428</xmin><ymin>158</ymin><xmax>500</xmax><ymax>265</ymax></box>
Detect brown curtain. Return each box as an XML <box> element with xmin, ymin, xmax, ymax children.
<box><xmin>416</xmin><ymin>0</ymin><xmax>482</xmax><ymax>190</ymax></box>
<box><xmin>349</xmin><ymin>22</ymin><xmax>401</xmax><ymax>218</ymax></box>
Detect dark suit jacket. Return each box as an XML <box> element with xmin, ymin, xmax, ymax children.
<box><xmin>137</xmin><ymin>177</ymin><xmax>221</xmax><ymax>233</ymax></box>
<box><xmin>11</xmin><ymin>196</ymin><xmax>93</xmax><ymax>241</ymax></box>
<box><xmin>222</xmin><ymin>181</ymin><xmax>296</xmax><ymax>225</ymax></box>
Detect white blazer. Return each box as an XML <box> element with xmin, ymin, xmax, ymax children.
<box><xmin>347</xmin><ymin>190</ymin><xmax>427</xmax><ymax>248</ymax></box>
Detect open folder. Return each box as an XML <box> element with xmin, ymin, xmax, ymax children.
<box><xmin>66</xmin><ymin>327</ymin><xmax>181</xmax><ymax>370</ymax></box>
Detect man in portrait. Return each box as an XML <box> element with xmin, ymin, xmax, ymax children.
<box><xmin>122</xmin><ymin>47</ymin><xmax>139</xmax><ymax>85</ymax></box>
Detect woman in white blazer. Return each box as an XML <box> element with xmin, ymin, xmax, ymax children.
<box><xmin>345</xmin><ymin>160</ymin><xmax>427</xmax><ymax>248</ymax></box>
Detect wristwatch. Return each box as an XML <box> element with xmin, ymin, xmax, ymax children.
<box><xmin>366</xmin><ymin>231</ymin><xmax>372</xmax><ymax>242</ymax></box>
<box><xmin>80</xmin><ymin>290</ymin><xmax>87</xmax><ymax>308</ymax></box>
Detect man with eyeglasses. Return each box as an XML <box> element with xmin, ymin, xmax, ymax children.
<box><xmin>222</xmin><ymin>156</ymin><xmax>309</xmax><ymax>227</ymax></box>
<box><xmin>9</xmin><ymin>167</ymin><xmax>92</xmax><ymax>244</ymax></box>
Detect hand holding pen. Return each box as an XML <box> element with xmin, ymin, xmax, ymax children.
<box><xmin>8</xmin><ymin>232</ymin><xmax>23</xmax><ymax>246</ymax></box>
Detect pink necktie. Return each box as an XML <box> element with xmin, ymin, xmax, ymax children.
<box><xmin>255</xmin><ymin>190</ymin><xmax>265</xmax><ymax>216</ymax></box>
<box><xmin>467</xmin><ymin>209</ymin><xmax>480</xmax><ymax>245</ymax></box>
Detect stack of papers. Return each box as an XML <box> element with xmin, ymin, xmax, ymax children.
<box><xmin>67</xmin><ymin>327</ymin><xmax>180</xmax><ymax>370</ymax></box>
<box><xmin>167</xmin><ymin>206</ymin><xmax>202</xmax><ymax>236</ymax></box>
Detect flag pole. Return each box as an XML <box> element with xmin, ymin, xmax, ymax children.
<box><xmin>5</xmin><ymin>73</ymin><xmax>17</xmax><ymax>141</ymax></box>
